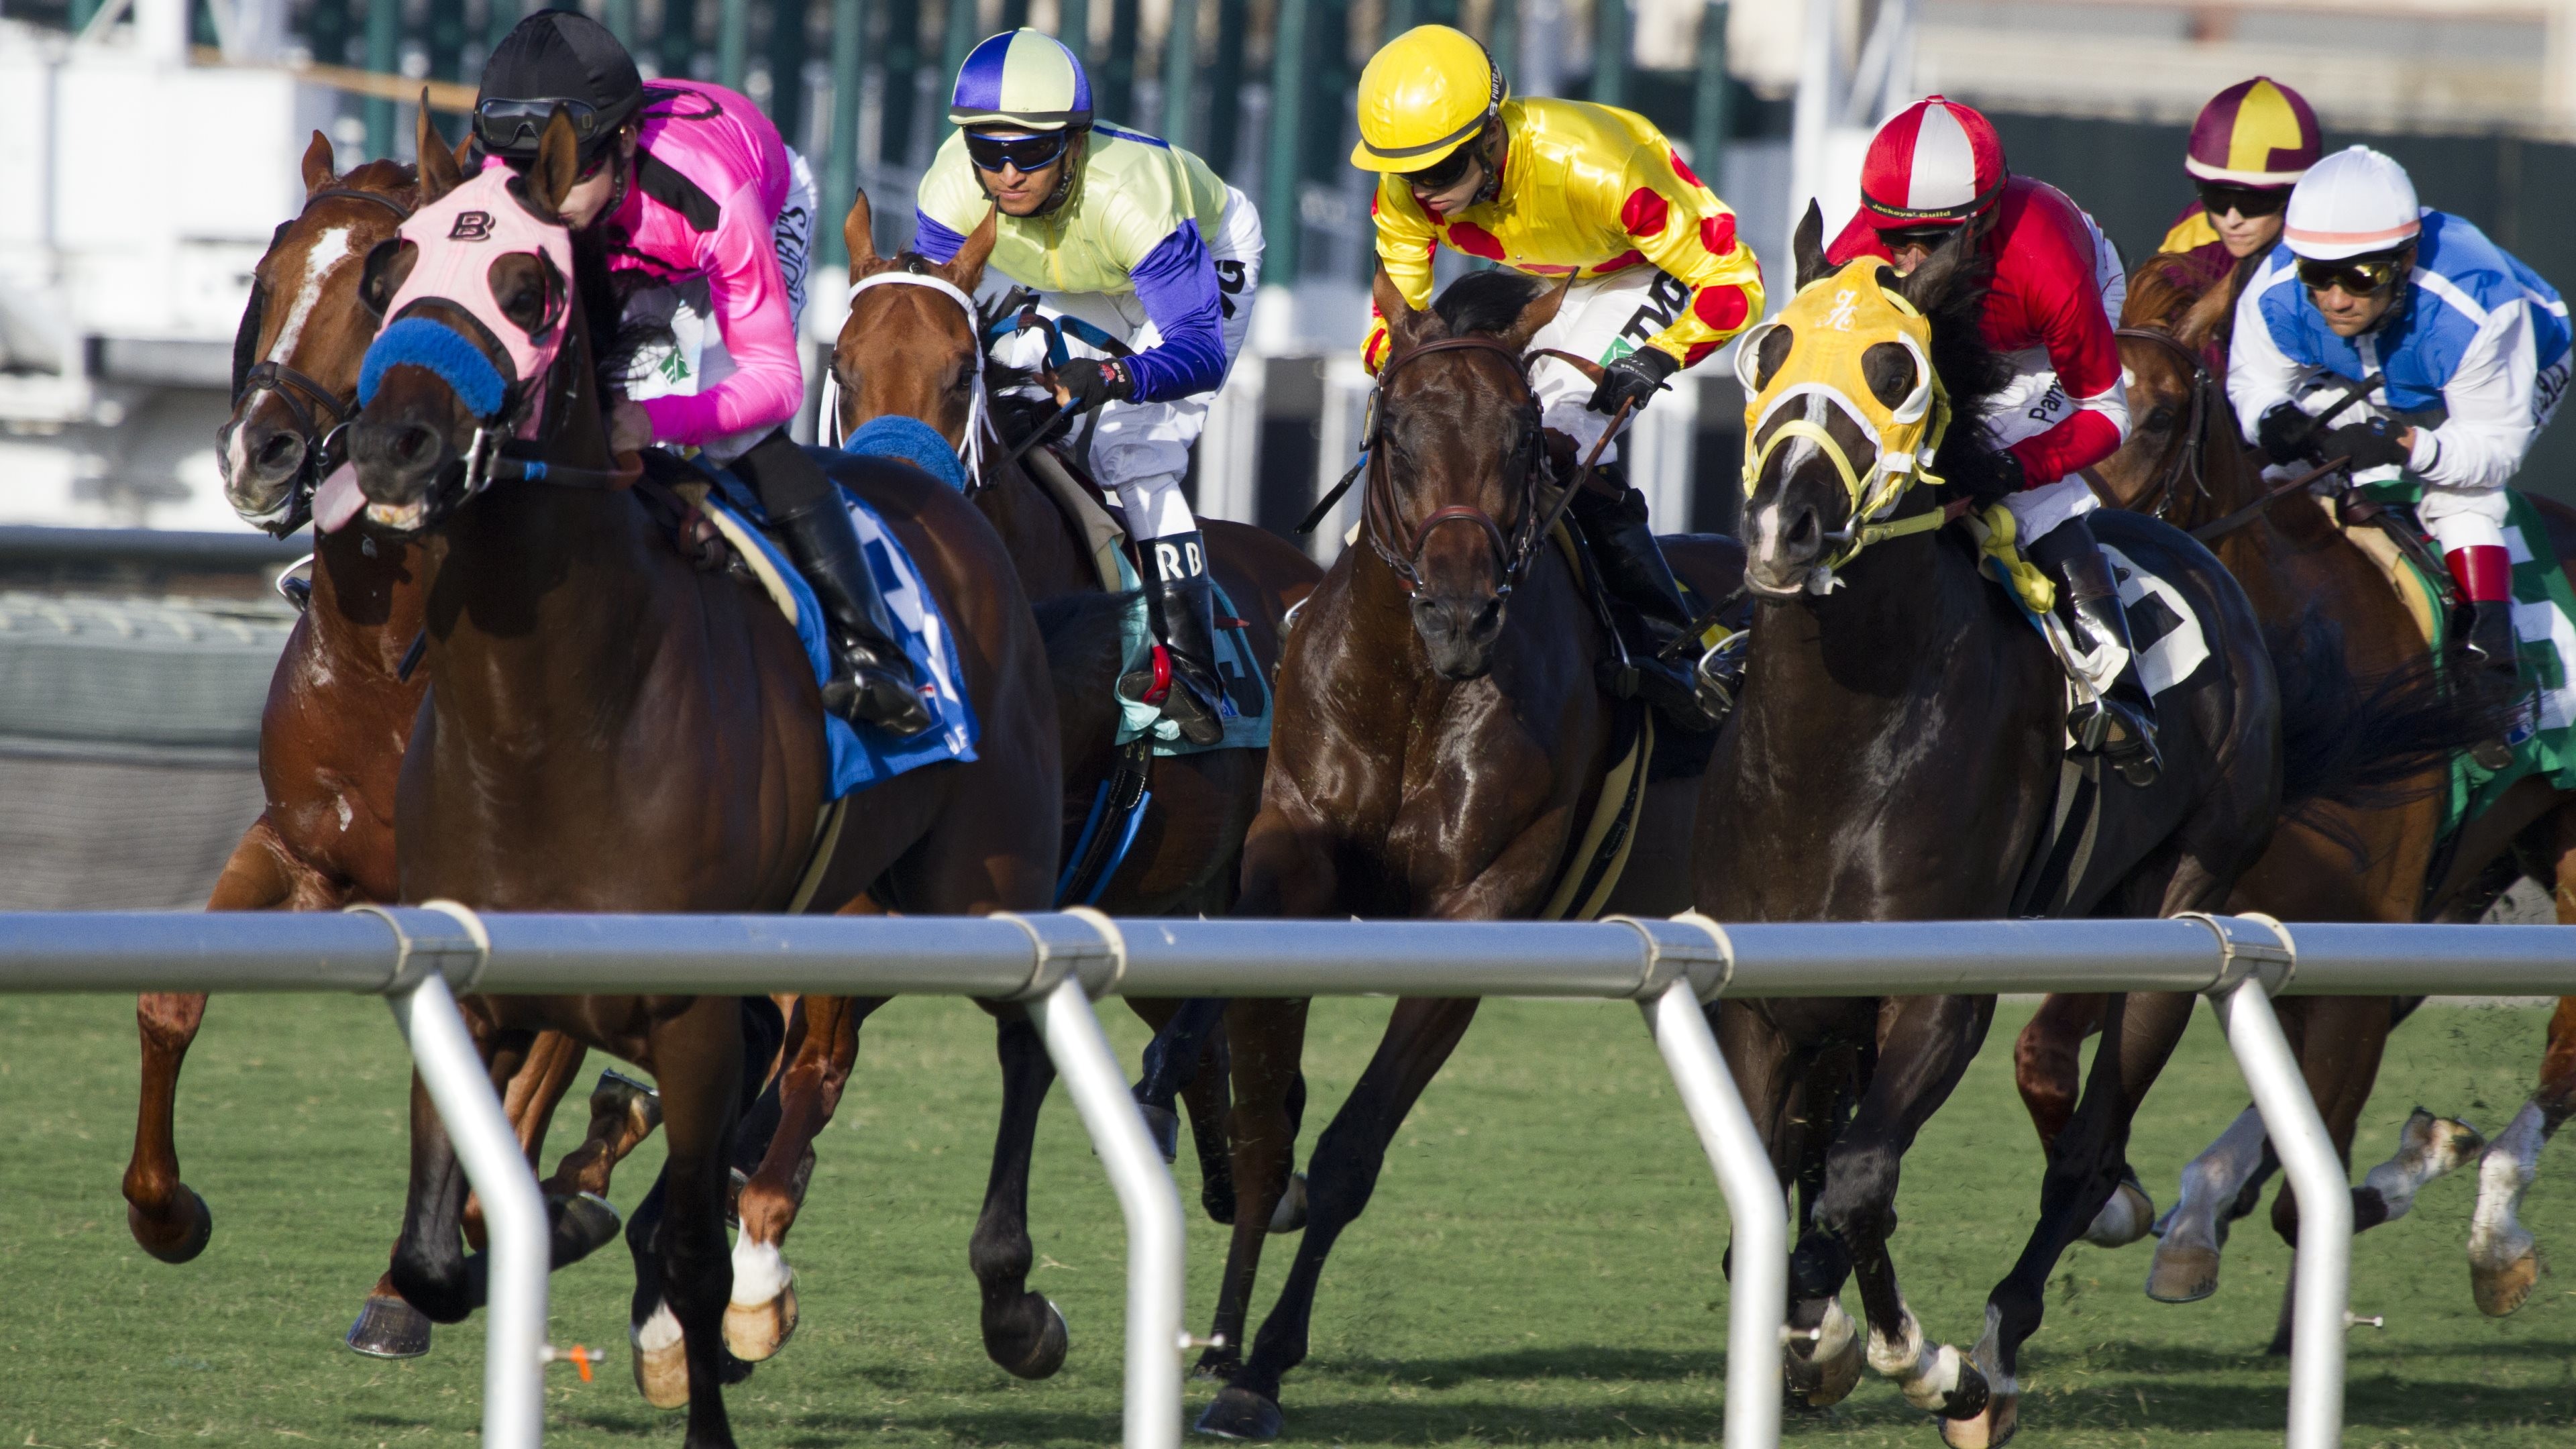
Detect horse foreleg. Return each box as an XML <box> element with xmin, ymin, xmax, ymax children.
<box><xmin>2473</xmin><ymin>993</ymin><xmax>2576</xmax><ymax>1316</ymax></box>
<box><xmin>125</xmin><ymin>820</ymin><xmax>304</xmax><ymax>1262</ymax></box>
<box><xmin>462</xmin><ymin>1030</ymin><xmax>589</xmax><ymax>1252</ymax></box>
<box><xmin>541</xmin><ymin>1067</ymin><xmax>663</xmax><ymax>1203</ymax></box>
<box><xmin>1722</xmin><ymin>1006</ymin><xmax>1858</xmax><ymax>1412</ymax></box>
<box><xmin>2148</xmin><ymin>1105</ymin><xmax>2274</xmax><ymax>1303</ymax></box>
<box><xmin>2012</xmin><ymin>993</ymin><xmax>2105</xmax><ymax>1154</ymax></box>
<box><xmin>963</xmin><ymin>1008</ymin><xmax>1068</xmax><ymax>1378</ymax></box>
<box><xmin>647</xmin><ymin>997</ymin><xmax>747</xmax><ymax>1449</ymax></box>
<box><xmin>726</xmin><ymin>993</ymin><xmax>865</xmax><ymax>1363</ymax></box>
<box><xmin>1195</xmin><ymin>996</ymin><xmax>1309</xmax><ymax>1381</ymax></box>
<box><xmin>1199</xmin><ymin>996</ymin><xmax>1481</xmax><ymax>1441</ymax></box>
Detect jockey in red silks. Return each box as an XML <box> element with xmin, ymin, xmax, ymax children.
<box><xmin>472</xmin><ymin>9</ymin><xmax>931</xmax><ymax>736</ymax></box>
<box><xmin>1825</xmin><ymin>95</ymin><xmax>2159</xmax><ymax>782</ymax></box>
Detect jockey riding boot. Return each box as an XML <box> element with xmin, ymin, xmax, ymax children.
<box><xmin>1121</xmin><ymin>530</ymin><xmax>1230</xmax><ymax>747</ymax></box>
<box><xmin>771</xmin><ymin>493</ymin><xmax>936</xmax><ymax>737</ymax></box>
<box><xmin>2028</xmin><ymin>517</ymin><xmax>2163</xmax><ymax>786</ymax></box>
<box><xmin>1566</xmin><ymin>476</ymin><xmax>1729</xmax><ymax>732</ymax></box>
<box><xmin>2447</xmin><ymin>546</ymin><xmax>2521</xmax><ymax>684</ymax></box>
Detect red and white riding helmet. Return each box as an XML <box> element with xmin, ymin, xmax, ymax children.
<box><xmin>1858</xmin><ymin>96</ymin><xmax>2006</xmax><ymax>228</ymax></box>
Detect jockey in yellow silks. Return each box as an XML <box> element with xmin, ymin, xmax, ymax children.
<box><xmin>1353</xmin><ymin>24</ymin><xmax>1764</xmax><ymax>732</ymax></box>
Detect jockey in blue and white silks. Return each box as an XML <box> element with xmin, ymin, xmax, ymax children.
<box><xmin>914</xmin><ymin>28</ymin><xmax>1263</xmax><ymax>747</ymax></box>
<box><xmin>2231</xmin><ymin>144</ymin><xmax>2572</xmax><ymax>675</ymax></box>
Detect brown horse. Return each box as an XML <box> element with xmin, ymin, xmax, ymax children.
<box><xmin>125</xmin><ymin>134</ymin><xmax>661</xmax><ymax>1363</ymax></box>
<box><xmin>1701</xmin><ymin>214</ymin><xmax>2449</xmax><ymax>1448</ymax></box>
<box><xmin>345</xmin><ymin>114</ymin><xmax>1062</xmax><ymax>1447</ymax></box>
<box><xmin>2048</xmin><ymin>252</ymin><xmax>2576</xmax><ymax>1330</ymax></box>
<box><xmin>1192</xmin><ymin>266</ymin><xmax>1748</xmax><ymax>1440</ymax></box>
<box><xmin>828</xmin><ymin>192</ymin><xmax>1322</xmax><ymax>1222</ymax></box>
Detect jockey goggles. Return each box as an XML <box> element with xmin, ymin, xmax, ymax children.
<box><xmin>1400</xmin><ymin>131</ymin><xmax>1487</xmax><ymax>191</ymax></box>
<box><xmin>2297</xmin><ymin>252</ymin><xmax>2406</xmax><ymax>297</ymax></box>
<box><xmin>965</xmin><ymin>129</ymin><xmax>1074</xmax><ymax>174</ymax></box>
<box><xmin>1733</xmin><ymin>259</ymin><xmax>1952</xmax><ymax>576</ymax></box>
<box><xmin>473</xmin><ymin>96</ymin><xmax>630</xmax><ymax>158</ymax></box>
<box><xmin>2196</xmin><ymin>181</ymin><xmax>2289</xmax><ymax>219</ymax></box>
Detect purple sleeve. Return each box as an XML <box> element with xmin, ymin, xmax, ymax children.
<box><xmin>1122</xmin><ymin>221</ymin><xmax>1228</xmax><ymax>402</ymax></box>
<box><xmin>914</xmin><ymin>210</ymin><xmax>966</xmax><ymax>264</ymax></box>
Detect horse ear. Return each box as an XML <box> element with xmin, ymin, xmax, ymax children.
<box><xmin>941</xmin><ymin>204</ymin><xmax>998</xmax><ymax>292</ymax></box>
<box><xmin>1793</xmin><ymin>199</ymin><xmax>1830</xmax><ymax>290</ymax></box>
<box><xmin>528</xmin><ymin>106</ymin><xmax>584</xmax><ymax>217</ymax></box>
<box><xmin>301</xmin><ymin>130</ymin><xmax>337</xmax><ymax>195</ymax></box>
<box><xmin>2175</xmin><ymin>266</ymin><xmax>2237</xmax><ymax>352</ymax></box>
<box><xmin>1372</xmin><ymin>264</ymin><xmax>1428</xmax><ymax>354</ymax></box>
<box><xmin>1497</xmin><ymin>276</ymin><xmax>1572</xmax><ymax>354</ymax></box>
<box><xmin>845</xmin><ymin>189</ymin><xmax>884</xmax><ymax>280</ymax></box>
<box><xmin>417</xmin><ymin>95</ymin><xmax>466</xmax><ymax>203</ymax></box>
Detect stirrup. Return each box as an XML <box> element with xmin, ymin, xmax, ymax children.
<box><xmin>2070</xmin><ymin>697</ymin><xmax>2161</xmax><ymax>786</ymax></box>
<box><xmin>1119</xmin><ymin>645</ymin><xmax>1227</xmax><ymax>747</ymax></box>
<box><xmin>825</xmin><ymin>657</ymin><xmax>934</xmax><ymax>737</ymax></box>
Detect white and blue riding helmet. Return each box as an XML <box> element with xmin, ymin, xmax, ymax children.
<box><xmin>949</xmin><ymin>28</ymin><xmax>1094</xmax><ymax>131</ymax></box>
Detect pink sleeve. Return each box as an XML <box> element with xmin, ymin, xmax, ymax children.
<box><xmin>637</xmin><ymin>184</ymin><xmax>804</xmax><ymax>445</ymax></box>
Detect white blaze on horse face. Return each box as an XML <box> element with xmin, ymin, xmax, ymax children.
<box><xmin>226</xmin><ymin>225</ymin><xmax>357</xmax><ymax>484</ymax></box>
<box><xmin>1748</xmin><ymin>393</ymin><xmax>1836</xmax><ymax>579</ymax></box>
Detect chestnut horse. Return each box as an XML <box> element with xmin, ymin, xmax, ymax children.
<box><xmin>2053</xmin><ymin>253</ymin><xmax>2576</xmax><ymax>1330</ymax></box>
<box><xmin>1701</xmin><ymin>213</ymin><xmax>2455</xmax><ymax>1448</ymax></box>
<box><xmin>1193</xmin><ymin>266</ymin><xmax>1748</xmax><ymax>1440</ymax></box>
<box><xmin>345</xmin><ymin>115</ymin><xmax>1062</xmax><ymax>1447</ymax></box>
<box><xmin>828</xmin><ymin>192</ymin><xmax>1323</xmax><ymax>1225</ymax></box>
<box><xmin>124</xmin><ymin>136</ymin><xmax>654</xmax><ymax>1356</ymax></box>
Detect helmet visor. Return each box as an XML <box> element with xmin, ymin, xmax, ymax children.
<box><xmin>2196</xmin><ymin>182</ymin><xmax>2289</xmax><ymax>221</ymax></box>
<box><xmin>2296</xmin><ymin>254</ymin><xmax>2406</xmax><ymax>297</ymax></box>
<box><xmin>965</xmin><ymin>129</ymin><xmax>1073</xmax><ymax>174</ymax></box>
<box><xmin>474</xmin><ymin>97</ymin><xmax>619</xmax><ymax>158</ymax></box>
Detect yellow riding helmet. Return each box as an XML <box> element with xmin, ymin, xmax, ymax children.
<box><xmin>1351</xmin><ymin>25</ymin><xmax>1505</xmax><ymax>174</ymax></box>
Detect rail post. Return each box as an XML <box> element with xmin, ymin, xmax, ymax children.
<box><xmin>364</xmin><ymin>903</ymin><xmax>549</xmax><ymax>1449</ymax></box>
<box><xmin>2194</xmin><ymin>913</ymin><xmax>2347</xmax><ymax>1449</ymax></box>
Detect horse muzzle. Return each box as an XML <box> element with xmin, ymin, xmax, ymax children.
<box><xmin>350</xmin><ymin>419</ymin><xmax>461</xmax><ymax>535</ymax></box>
<box><xmin>1744</xmin><ymin>498</ymin><xmax>1833</xmax><ymax>598</ymax></box>
<box><xmin>1410</xmin><ymin>590</ymin><xmax>1505</xmax><ymax>680</ymax></box>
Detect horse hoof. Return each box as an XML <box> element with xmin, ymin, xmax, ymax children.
<box><xmin>722</xmin><ymin>1281</ymin><xmax>799</xmax><ymax>1362</ymax></box>
<box><xmin>632</xmin><ymin>1337</ymin><xmax>690</xmax><ymax>1411</ymax></box>
<box><xmin>1138</xmin><ymin>1103</ymin><xmax>1181</xmax><ymax>1163</ymax></box>
<box><xmin>1195</xmin><ymin>1386</ymin><xmax>1285</xmax><ymax>1440</ymax></box>
<box><xmin>128</xmin><ymin>1186</ymin><xmax>213</xmax><ymax>1265</ymax></box>
<box><xmin>1783</xmin><ymin>1307</ymin><xmax>1863</xmax><ymax>1410</ymax></box>
<box><xmin>2145</xmin><ymin>1242</ymin><xmax>2222</xmax><ymax>1303</ymax></box>
<box><xmin>550</xmin><ymin>1192</ymin><xmax>623</xmax><ymax>1267</ymax></box>
<box><xmin>1267</xmin><ymin>1173</ymin><xmax>1309</xmax><ymax>1234</ymax></box>
<box><xmin>2082</xmin><ymin>1181</ymin><xmax>2156</xmax><ymax>1249</ymax></box>
<box><xmin>991</xmin><ymin>1298</ymin><xmax>1069</xmax><ymax>1381</ymax></box>
<box><xmin>1939</xmin><ymin>1393</ymin><xmax>2017</xmax><ymax>1449</ymax></box>
<box><xmin>345</xmin><ymin>1293</ymin><xmax>432</xmax><ymax>1359</ymax></box>
<box><xmin>2473</xmin><ymin>1250</ymin><xmax>2540</xmax><ymax>1318</ymax></box>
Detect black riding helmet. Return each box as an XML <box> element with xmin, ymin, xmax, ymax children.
<box><xmin>474</xmin><ymin>9</ymin><xmax>643</xmax><ymax>168</ymax></box>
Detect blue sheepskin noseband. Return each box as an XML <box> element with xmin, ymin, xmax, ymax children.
<box><xmin>845</xmin><ymin>415</ymin><xmax>969</xmax><ymax>492</ymax></box>
<box><xmin>359</xmin><ymin>316</ymin><xmax>511</xmax><ymax>421</ymax></box>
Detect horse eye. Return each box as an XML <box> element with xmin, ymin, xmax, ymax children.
<box><xmin>2146</xmin><ymin>406</ymin><xmax>2177</xmax><ymax>432</ymax></box>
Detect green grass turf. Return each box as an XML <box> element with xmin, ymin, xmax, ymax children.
<box><xmin>2</xmin><ymin>991</ymin><xmax>2570</xmax><ymax>1448</ymax></box>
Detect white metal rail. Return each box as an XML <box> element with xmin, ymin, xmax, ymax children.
<box><xmin>3</xmin><ymin>908</ymin><xmax>2568</xmax><ymax>1449</ymax></box>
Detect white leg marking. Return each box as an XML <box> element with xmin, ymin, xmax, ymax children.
<box><xmin>1868</xmin><ymin>1302</ymin><xmax>1968</xmax><ymax>1410</ymax></box>
<box><xmin>729</xmin><ymin>1234</ymin><xmax>791</xmax><ymax>1307</ymax></box>
<box><xmin>632</xmin><ymin>1299</ymin><xmax>684</xmax><ymax>1351</ymax></box>
<box><xmin>1811</xmin><ymin>1297</ymin><xmax>1858</xmax><ymax>1364</ymax></box>
<box><xmin>2471</xmin><ymin>1100</ymin><xmax>2547</xmax><ymax>1267</ymax></box>
<box><xmin>2361</xmin><ymin>1108</ymin><xmax>2483</xmax><ymax>1223</ymax></box>
<box><xmin>2160</xmin><ymin>1106</ymin><xmax>2267</xmax><ymax>1250</ymax></box>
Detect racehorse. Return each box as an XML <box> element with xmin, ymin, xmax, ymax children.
<box><xmin>2054</xmin><ymin>252</ymin><xmax>2576</xmax><ymax>1330</ymax></box>
<box><xmin>1702</xmin><ymin>208</ymin><xmax>2462</xmax><ymax>1448</ymax></box>
<box><xmin>829</xmin><ymin>191</ymin><xmax>1323</xmax><ymax>1227</ymax></box>
<box><xmin>344</xmin><ymin>112</ymin><xmax>1063</xmax><ymax>1446</ymax></box>
<box><xmin>123</xmin><ymin>136</ymin><xmax>653</xmax><ymax>1354</ymax></box>
<box><xmin>1191</xmin><ymin>264</ymin><xmax>1748</xmax><ymax>1440</ymax></box>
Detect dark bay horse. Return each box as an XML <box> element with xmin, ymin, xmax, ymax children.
<box><xmin>2055</xmin><ymin>253</ymin><xmax>2576</xmax><ymax>1329</ymax></box>
<box><xmin>127</xmin><ymin>134</ymin><xmax>660</xmax><ymax>1363</ymax></box>
<box><xmin>829</xmin><ymin>192</ymin><xmax>1322</xmax><ymax>1225</ymax></box>
<box><xmin>345</xmin><ymin>113</ymin><xmax>1062</xmax><ymax>1447</ymax></box>
<box><xmin>1703</xmin><ymin>212</ymin><xmax>2320</xmax><ymax>1449</ymax></box>
<box><xmin>1194</xmin><ymin>266</ymin><xmax>1747</xmax><ymax>1440</ymax></box>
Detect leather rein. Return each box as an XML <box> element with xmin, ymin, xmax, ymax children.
<box><xmin>235</xmin><ymin>186</ymin><xmax>421</xmax><ymax>511</ymax></box>
<box><xmin>2107</xmin><ymin>324</ymin><xmax>2215</xmax><ymax>523</ymax></box>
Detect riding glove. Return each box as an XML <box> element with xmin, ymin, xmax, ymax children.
<box><xmin>2255</xmin><ymin>402</ymin><xmax>2320</xmax><ymax>466</ymax></box>
<box><xmin>1055</xmin><ymin>358</ymin><xmax>1132</xmax><ymax>416</ymax></box>
<box><xmin>1588</xmin><ymin>347</ymin><xmax>1678</xmax><ymax>417</ymax></box>
<box><xmin>2318</xmin><ymin>416</ymin><xmax>2412</xmax><ymax>474</ymax></box>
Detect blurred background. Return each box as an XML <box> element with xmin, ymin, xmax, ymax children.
<box><xmin>4</xmin><ymin>0</ymin><xmax>2575</xmax><ymax>905</ymax></box>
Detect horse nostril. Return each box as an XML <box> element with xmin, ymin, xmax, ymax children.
<box><xmin>1788</xmin><ymin>508</ymin><xmax>1819</xmax><ymax>548</ymax></box>
<box><xmin>393</xmin><ymin>425</ymin><xmax>442</xmax><ymax>468</ymax></box>
<box><xmin>256</xmin><ymin>431</ymin><xmax>305</xmax><ymax>474</ymax></box>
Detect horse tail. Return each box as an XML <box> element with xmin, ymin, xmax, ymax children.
<box><xmin>2267</xmin><ymin>610</ymin><xmax>2515</xmax><ymax>826</ymax></box>
<box><xmin>1030</xmin><ymin>590</ymin><xmax>1137</xmax><ymax>702</ymax></box>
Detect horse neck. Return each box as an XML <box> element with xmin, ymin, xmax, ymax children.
<box><xmin>309</xmin><ymin>525</ymin><xmax>431</xmax><ymax>678</ymax></box>
<box><xmin>980</xmin><ymin>453</ymin><xmax>1099</xmax><ymax>596</ymax></box>
<box><xmin>1739</xmin><ymin>529</ymin><xmax>1985</xmax><ymax>767</ymax></box>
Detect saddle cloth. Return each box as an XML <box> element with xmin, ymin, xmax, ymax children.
<box><xmin>1969</xmin><ymin>510</ymin><xmax>2212</xmax><ymax>729</ymax></box>
<box><xmin>686</xmin><ymin>472</ymin><xmax>979</xmax><ymax>800</ymax></box>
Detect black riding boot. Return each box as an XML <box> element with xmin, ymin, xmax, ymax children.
<box><xmin>2461</xmin><ymin>599</ymin><xmax>2522</xmax><ymax>683</ymax></box>
<box><xmin>1121</xmin><ymin>530</ymin><xmax>1230</xmax><ymax>747</ymax></box>
<box><xmin>2028</xmin><ymin>517</ymin><xmax>2162</xmax><ymax>786</ymax></box>
<box><xmin>733</xmin><ymin>434</ymin><xmax>934</xmax><ymax>737</ymax></box>
<box><xmin>1566</xmin><ymin>477</ymin><xmax>1729</xmax><ymax>732</ymax></box>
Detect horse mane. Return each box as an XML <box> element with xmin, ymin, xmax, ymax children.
<box><xmin>2125</xmin><ymin>252</ymin><xmax>2241</xmax><ymax>357</ymax></box>
<box><xmin>1432</xmin><ymin>269</ymin><xmax>1546</xmax><ymax>337</ymax></box>
<box><xmin>1896</xmin><ymin>250</ymin><xmax>2021</xmax><ymax>500</ymax></box>
<box><xmin>337</xmin><ymin>158</ymin><xmax>419</xmax><ymax>197</ymax></box>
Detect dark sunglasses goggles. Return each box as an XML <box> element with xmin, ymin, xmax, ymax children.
<box><xmin>474</xmin><ymin>97</ymin><xmax>620</xmax><ymax>154</ymax></box>
<box><xmin>1400</xmin><ymin>141</ymin><xmax>1485</xmax><ymax>193</ymax></box>
<box><xmin>2297</xmin><ymin>254</ymin><xmax>2408</xmax><ymax>297</ymax></box>
<box><xmin>1878</xmin><ymin>222</ymin><xmax>1967</xmax><ymax>254</ymax></box>
<box><xmin>965</xmin><ymin>129</ymin><xmax>1073</xmax><ymax>174</ymax></box>
<box><xmin>2196</xmin><ymin>182</ymin><xmax>2290</xmax><ymax>220</ymax></box>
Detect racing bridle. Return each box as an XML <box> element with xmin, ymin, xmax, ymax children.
<box><xmin>222</xmin><ymin>185</ymin><xmax>418</xmax><ymax>535</ymax></box>
<box><xmin>2104</xmin><ymin>324</ymin><xmax>2216</xmax><ymax>522</ymax></box>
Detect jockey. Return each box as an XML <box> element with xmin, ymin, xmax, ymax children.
<box><xmin>1354</xmin><ymin>24</ymin><xmax>1764</xmax><ymax>733</ymax></box>
<box><xmin>914</xmin><ymin>28</ymin><xmax>1263</xmax><ymax>747</ymax></box>
<box><xmin>1824</xmin><ymin>96</ymin><xmax>2159</xmax><ymax>782</ymax></box>
<box><xmin>2231</xmin><ymin>144</ymin><xmax>2571</xmax><ymax>680</ymax></box>
<box><xmin>473</xmin><ymin>9</ymin><xmax>932</xmax><ymax>737</ymax></box>
<box><xmin>2158</xmin><ymin>76</ymin><xmax>2322</xmax><ymax>296</ymax></box>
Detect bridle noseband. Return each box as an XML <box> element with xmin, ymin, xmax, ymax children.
<box><xmin>2108</xmin><ymin>325</ymin><xmax>2215</xmax><ymax>521</ymax></box>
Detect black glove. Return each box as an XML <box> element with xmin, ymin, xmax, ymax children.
<box><xmin>2255</xmin><ymin>402</ymin><xmax>2320</xmax><ymax>466</ymax></box>
<box><xmin>2318</xmin><ymin>416</ymin><xmax>2412</xmax><ymax>474</ymax></box>
<box><xmin>1055</xmin><ymin>358</ymin><xmax>1131</xmax><ymax>416</ymax></box>
<box><xmin>1588</xmin><ymin>347</ymin><xmax>1678</xmax><ymax>416</ymax></box>
<box><xmin>1955</xmin><ymin>443</ymin><xmax>2026</xmax><ymax>498</ymax></box>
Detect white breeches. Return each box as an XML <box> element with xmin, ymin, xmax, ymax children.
<box><xmin>1523</xmin><ymin>264</ymin><xmax>1708</xmax><ymax>458</ymax></box>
